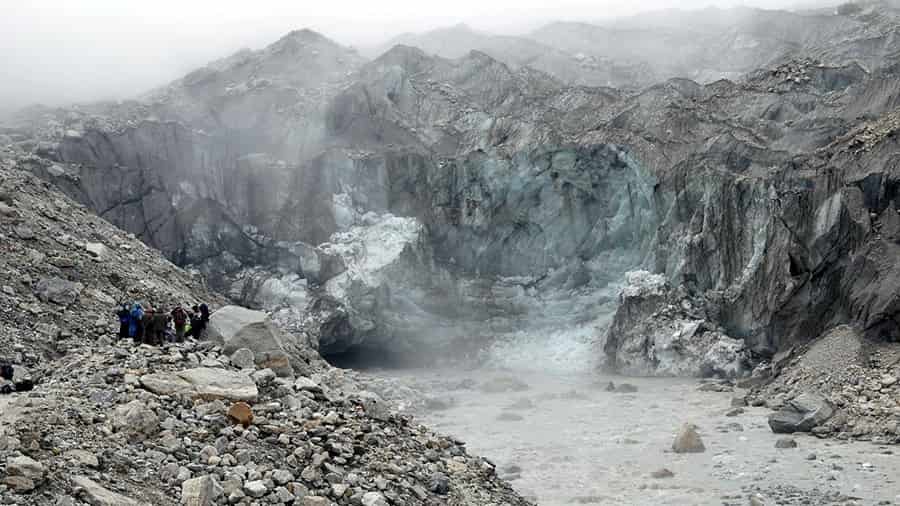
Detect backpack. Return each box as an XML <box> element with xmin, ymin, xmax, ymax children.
<box><xmin>172</xmin><ymin>307</ymin><xmax>187</xmax><ymax>325</ymax></box>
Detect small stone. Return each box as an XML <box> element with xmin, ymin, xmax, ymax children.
<box><xmin>614</xmin><ymin>383</ymin><xmax>639</xmax><ymax>393</ymax></box>
<box><xmin>251</xmin><ymin>368</ymin><xmax>276</xmax><ymax>386</ymax></box>
<box><xmin>725</xmin><ymin>407</ymin><xmax>744</xmax><ymax>417</ymax></box>
<box><xmin>176</xmin><ymin>467</ymin><xmax>193</xmax><ymax>483</ymax></box>
<box><xmin>362</xmin><ymin>491</ymin><xmax>389</xmax><ymax>506</ymax></box>
<box><xmin>730</xmin><ymin>396</ymin><xmax>748</xmax><ymax>407</ymax></box>
<box><xmin>749</xmin><ymin>494</ymin><xmax>767</xmax><ymax>506</ymax></box>
<box><xmin>227</xmin><ymin>402</ymin><xmax>253</xmax><ymax>427</ymax></box>
<box><xmin>84</xmin><ymin>242</ymin><xmax>110</xmax><ymax>260</ymax></box>
<box><xmin>273</xmin><ymin>487</ymin><xmax>294</xmax><ymax>503</ymax></box>
<box><xmin>881</xmin><ymin>375</ymin><xmax>897</xmax><ymax>387</ymax></box>
<box><xmin>64</xmin><ymin>450</ymin><xmax>99</xmax><ymax>468</ymax></box>
<box><xmin>650</xmin><ymin>468</ymin><xmax>674</xmax><ymax>479</ymax></box>
<box><xmin>243</xmin><ymin>480</ymin><xmax>268</xmax><ymax>498</ymax></box>
<box><xmin>300</xmin><ymin>497</ymin><xmax>330</xmax><ymax>506</ymax></box>
<box><xmin>230</xmin><ymin>348</ymin><xmax>255</xmax><ymax>370</ymax></box>
<box><xmin>294</xmin><ymin>376</ymin><xmax>323</xmax><ymax>394</ymax></box>
<box><xmin>272</xmin><ymin>469</ymin><xmax>293</xmax><ymax>486</ymax></box>
<box><xmin>331</xmin><ymin>483</ymin><xmax>349</xmax><ymax>497</ymax></box>
<box><xmin>428</xmin><ymin>472</ymin><xmax>450</xmax><ymax>495</ymax></box>
<box><xmin>775</xmin><ymin>437</ymin><xmax>798</xmax><ymax>449</ymax></box>
<box><xmin>672</xmin><ymin>423</ymin><xmax>706</xmax><ymax>453</ymax></box>
<box><xmin>198</xmin><ymin>445</ymin><xmax>218</xmax><ymax>464</ymax></box>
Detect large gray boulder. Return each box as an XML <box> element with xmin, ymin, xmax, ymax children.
<box><xmin>72</xmin><ymin>476</ymin><xmax>145</xmax><ymax>506</ymax></box>
<box><xmin>207</xmin><ymin>305</ymin><xmax>297</xmax><ymax>377</ymax></box>
<box><xmin>111</xmin><ymin>400</ymin><xmax>159</xmax><ymax>441</ymax></box>
<box><xmin>140</xmin><ymin>368</ymin><xmax>258</xmax><ymax>402</ymax></box>
<box><xmin>34</xmin><ymin>277</ymin><xmax>83</xmax><ymax>306</ymax></box>
<box><xmin>768</xmin><ymin>392</ymin><xmax>835</xmax><ymax>433</ymax></box>
<box><xmin>181</xmin><ymin>475</ymin><xmax>222</xmax><ymax>506</ymax></box>
<box><xmin>6</xmin><ymin>455</ymin><xmax>44</xmax><ymax>484</ymax></box>
<box><xmin>208</xmin><ymin>306</ymin><xmax>298</xmax><ymax>377</ymax></box>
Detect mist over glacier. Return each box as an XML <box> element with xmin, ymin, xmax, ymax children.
<box><xmin>1</xmin><ymin>0</ymin><xmax>844</xmax><ymax>107</ymax></box>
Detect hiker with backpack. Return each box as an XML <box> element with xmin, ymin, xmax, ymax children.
<box><xmin>128</xmin><ymin>303</ymin><xmax>145</xmax><ymax>343</ymax></box>
<box><xmin>171</xmin><ymin>305</ymin><xmax>188</xmax><ymax>342</ymax></box>
<box><xmin>116</xmin><ymin>303</ymin><xmax>131</xmax><ymax>340</ymax></box>
<box><xmin>186</xmin><ymin>303</ymin><xmax>210</xmax><ymax>339</ymax></box>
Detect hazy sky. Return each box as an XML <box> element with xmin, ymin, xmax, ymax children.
<box><xmin>1</xmin><ymin>0</ymin><xmax>828</xmax><ymax>108</ymax></box>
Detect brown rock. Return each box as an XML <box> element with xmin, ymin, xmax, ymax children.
<box><xmin>227</xmin><ymin>402</ymin><xmax>254</xmax><ymax>427</ymax></box>
<box><xmin>2</xmin><ymin>475</ymin><xmax>36</xmax><ymax>493</ymax></box>
<box><xmin>672</xmin><ymin>423</ymin><xmax>706</xmax><ymax>453</ymax></box>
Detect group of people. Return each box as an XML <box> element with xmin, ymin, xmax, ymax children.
<box><xmin>116</xmin><ymin>302</ymin><xmax>210</xmax><ymax>345</ymax></box>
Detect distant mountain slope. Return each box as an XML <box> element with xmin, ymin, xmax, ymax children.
<box><xmin>368</xmin><ymin>2</ymin><xmax>900</xmax><ymax>89</ymax></box>
<box><xmin>530</xmin><ymin>2</ymin><xmax>900</xmax><ymax>85</ymax></box>
<box><xmin>368</xmin><ymin>24</ymin><xmax>657</xmax><ymax>89</ymax></box>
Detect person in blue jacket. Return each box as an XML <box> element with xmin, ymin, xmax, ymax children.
<box><xmin>129</xmin><ymin>303</ymin><xmax>145</xmax><ymax>342</ymax></box>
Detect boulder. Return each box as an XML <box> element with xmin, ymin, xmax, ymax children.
<box><xmin>227</xmin><ymin>402</ymin><xmax>254</xmax><ymax>427</ymax></box>
<box><xmin>243</xmin><ymin>480</ymin><xmax>268</xmax><ymax>498</ymax></box>
<box><xmin>111</xmin><ymin>400</ymin><xmax>159</xmax><ymax>440</ymax></box>
<box><xmin>362</xmin><ymin>491</ymin><xmax>390</xmax><ymax>506</ymax></box>
<box><xmin>428</xmin><ymin>472</ymin><xmax>450</xmax><ymax>495</ymax></box>
<box><xmin>207</xmin><ymin>306</ymin><xmax>295</xmax><ymax>377</ymax></box>
<box><xmin>84</xmin><ymin>242</ymin><xmax>110</xmax><ymax>260</ymax></box>
<box><xmin>6</xmin><ymin>455</ymin><xmax>44</xmax><ymax>484</ymax></box>
<box><xmin>72</xmin><ymin>476</ymin><xmax>144</xmax><ymax>506</ymax></box>
<box><xmin>181</xmin><ymin>475</ymin><xmax>221</xmax><ymax>506</ymax></box>
<box><xmin>230</xmin><ymin>348</ymin><xmax>255</xmax><ymax>370</ymax></box>
<box><xmin>768</xmin><ymin>392</ymin><xmax>834</xmax><ymax>433</ymax></box>
<box><xmin>355</xmin><ymin>391</ymin><xmax>391</xmax><ymax>422</ymax></box>
<box><xmin>140</xmin><ymin>368</ymin><xmax>258</xmax><ymax>402</ymax></box>
<box><xmin>251</xmin><ymin>368</ymin><xmax>276</xmax><ymax>386</ymax></box>
<box><xmin>2</xmin><ymin>475</ymin><xmax>35</xmax><ymax>493</ymax></box>
<box><xmin>34</xmin><ymin>277</ymin><xmax>83</xmax><ymax>306</ymax></box>
<box><xmin>294</xmin><ymin>376</ymin><xmax>323</xmax><ymax>394</ymax></box>
<box><xmin>672</xmin><ymin>423</ymin><xmax>706</xmax><ymax>453</ymax></box>
<box><xmin>64</xmin><ymin>450</ymin><xmax>99</xmax><ymax>468</ymax></box>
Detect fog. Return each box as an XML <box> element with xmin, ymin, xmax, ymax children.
<box><xmin>1</xmin><ymin>0</ymin><xmax>838</xmax><ymax>109</ymax></box>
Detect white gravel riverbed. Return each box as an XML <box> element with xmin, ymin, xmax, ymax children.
<box><xmin>360</xmin><ymin>368</ymin><xmax>900</xmax><ymax>506</ymax></box>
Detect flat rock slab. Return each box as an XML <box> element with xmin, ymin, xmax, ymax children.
<box><xmin>140</xmin><ymin>367</ymin><xmax>258</xmax><ymax>402</ymax></box>
<box><xmin>72</xmin><ymin>476</ymin><xmax>145</xmax><ymax>506</ymax></box>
